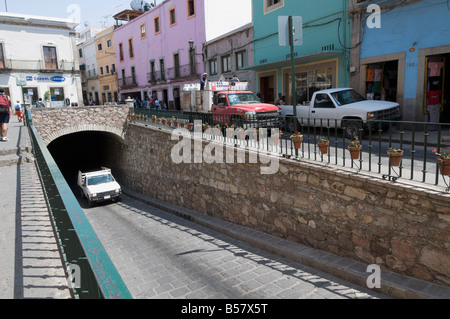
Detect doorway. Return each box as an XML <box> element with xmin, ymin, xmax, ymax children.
<box><xmin>259</xmin><ymin>75</ymin><xmax>275</xmax><ymax>104</ymax></box>
<box><xmin>173</xmin><ymin>87</ymin><xmax>180</xmax><ymax>110</ymax></box>
<box><xmin>365</xmin><ymin>60</ymin><xmax>398</xmax><ymax>102</ymax></box>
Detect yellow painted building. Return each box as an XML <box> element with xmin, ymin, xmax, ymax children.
<box><xmin>95</xmin><ymin>26</ymin><xmax>119</xmax><ymax>104</ymax></box>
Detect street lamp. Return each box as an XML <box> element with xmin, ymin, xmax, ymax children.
<box><xmin>188</xmin><ymin>39</ymin><xmax>195</xmax><ymax>75</ymax></box>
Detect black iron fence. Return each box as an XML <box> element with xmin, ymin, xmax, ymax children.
<box><xmin>129</xmin><ymin>108</ymin><xmax>450</xmax><ymax>192</ymax></box>
<box><xmin>24</xmin><ymin>108</ymin><xmax>132</xmax><ymax>299</ymax></box>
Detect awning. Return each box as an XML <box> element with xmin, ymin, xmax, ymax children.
<box><xmin>243</xmin><ymin>51</ymin><xmax>344</xmax><ymax>72</ymax></box>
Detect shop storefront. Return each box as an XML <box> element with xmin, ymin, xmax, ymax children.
<box><xmin>283</xmin><ymin>59</ymin><xmax>337</xmax><ymax>105</ymax></box>
<box><xmin>364</xmin><ymin>60</ymin><xmax>398</xmax><ymax>102</ymax></box>
<box><xmin>0</xmin><ymin>72</ymin><xmax>81</xmax><ymax>108</ymax></box>
<box><xmin>424</xmin><ymin>53</ymin><xmax>448</xmax><ymax>124</ymax></box>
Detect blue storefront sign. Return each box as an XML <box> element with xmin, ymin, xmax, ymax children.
<box><xmin>24</xmin><ymin>75</ymin><xmax>66</xmax><ymax>82</ymax></box>
<box><xmin>50</xmin><ymin>76</ymin><xmax>66</xmax><ymax>82</ymax></box>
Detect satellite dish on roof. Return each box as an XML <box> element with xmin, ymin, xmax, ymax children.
<box><xmin>130</xmin><ymin>0</ymin><xmax>153</xmax><ymax>12</ymax></box>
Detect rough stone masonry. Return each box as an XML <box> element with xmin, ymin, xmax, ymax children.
<box><xmin>116</xmin><ymin>123</ymin><xmax>450</xmax><ymax>287</ymax></box>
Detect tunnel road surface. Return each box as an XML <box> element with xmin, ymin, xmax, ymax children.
<box><xmin>82</xmin><ymin>195</ymin><xmax>388</xmax><ymax>300</ymax></box>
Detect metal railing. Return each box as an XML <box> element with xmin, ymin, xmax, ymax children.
<box><xmin>0</xmin><ymin>59</ymin><xmax>76</xmax><ymax>71</ymax></box>
<box><xmin>24</xmin><ymin>108</ymin><xmax>132</xmax><ymax>299</ymax></box>
<box><xmin>129</xmin><ymin>108</ymin><xmax>450</xmax><ymax>192</ymax></box>
<box><xmin>166</xmin><ymin>63</ymin><xmax>198</xmax><ymax>80</ymax></box>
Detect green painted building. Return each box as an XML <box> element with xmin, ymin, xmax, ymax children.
<box><xmin>249</xmin><ymin>0</ymin><xmax>351</xmax><ymax>105</ymax></box>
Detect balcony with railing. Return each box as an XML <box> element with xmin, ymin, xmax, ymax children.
<box><xmin>0</xmin><ymin>59</ymin><xmax>77</xmax><ymax>72</ymax></box>
<box><xmin>118</xmin><ymin>76</ymin><xmax>137</xmax><ymax>89</ymax></box>
<box><xmin>166</xmin><ymin>63</ymin><xmax>198</xmax><ymax>81</ymax></box>
<box><xmin>147</xmin><ymin>70</ymin><xmax>167</xmax><ymax>83</ymax></box>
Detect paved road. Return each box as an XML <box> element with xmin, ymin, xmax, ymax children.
<box><xmin>81</xmin><ymin>194</ymin><xmax>387</xmax><ymax>300</ymax></box>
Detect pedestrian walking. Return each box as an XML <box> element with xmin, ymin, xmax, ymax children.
<box><xmin>14</xmin><ymin>100</ymin><xmax>23</xmax><ymax>122</ymax></box>
<box><xmin>200</xmin><ymin>73</ymin><xmax>209</xmax><ymax>90</ymax></box>
<box><xmin>36</xmin><ymin>98</ymin><xmax>45</xmax><ymax>108</ymax></box>
<box><xmin>0</xmin><ymin>87</ymin><xmax>12</xmax><ymax>141</ymax></box>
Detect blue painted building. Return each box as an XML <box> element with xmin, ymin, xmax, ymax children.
<box><xmin>350</xmin><ymin>0</ymin><xmax>450</xmax><ymax>123</ymax></box>
<box><xmin>249</xmin><ymin>0</ymin><xmax>351</xmax><ymax>105</ymax></box>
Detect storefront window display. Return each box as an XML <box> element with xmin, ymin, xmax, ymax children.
<box><xmin>50</xmin><ymin>87</ymin><xmax>65</xmax><ymax>107</ymax></box>
<box><xmin>285</xmin><ymin>67</ymin><xmax>333</xmax><ymax>105</ymax></box>
<box><xmin>424</xmin><ymin>54</ymin><xmax>447</xmax><ymax>124</ymax></box>
<box><xmin>365</xmin><ymin>60</ymin><xmax>398</xmax><ymax>102</ymax></box>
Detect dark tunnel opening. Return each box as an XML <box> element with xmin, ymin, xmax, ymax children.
<box><xmin>47</xmin><ymin>131</ymin><xmax>123</xmax><ymax>191</ymax></box>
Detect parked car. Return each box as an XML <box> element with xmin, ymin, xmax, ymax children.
<box><xmin>279</xmin><ymin>88</ymin><xmax>400</xmax><ymax>137</ymax></box>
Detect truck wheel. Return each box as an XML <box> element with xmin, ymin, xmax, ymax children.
<box><xmin>344</xmin><ymin>120</ymin><xmax>363</xmax><ymax>139</ymax></box>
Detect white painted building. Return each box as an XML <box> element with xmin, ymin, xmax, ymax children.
<box><xmin>0</xmin><ymin>12</ymin><xmax>82</xmax><ymax>107</ymax></box>
<box><xmin>77</xmin><ymin>26</ymin><xmax>105</xmax><ymax>105</ymax></box>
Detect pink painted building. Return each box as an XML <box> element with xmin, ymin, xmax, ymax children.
<box><xmin>113</xmin><ymin>0</ymin><xmax>206</xmax><ymax>110</ymax></box>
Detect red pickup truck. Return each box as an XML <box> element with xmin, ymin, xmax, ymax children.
<box><xmin>212</xmin><ymin>90</ymin><xmax>281</xmax><ymax>127</ymax></box>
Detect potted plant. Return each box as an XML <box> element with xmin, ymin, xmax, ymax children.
<box><xmin>224</xmin><ymin>123</ymin><xmax>236</xmax><ymax>138</ymax></box>
<box><xmin>187</xmin><ymin>122</ymin><xmax>194</xmax><ymax>131</ymax></box>
<box><xmin>203</xmin><ymin>123</ymin><xmax>211</xmax><ymax>132</ymax></box>
<box><xmin>317</xmin><ymin>136</ymin><xmax>329</xmax><ymax>155</ymax></box>
<box><xmin>433</xmin><ymin>149</ymin><xmax>450</xmax><ymax>176</ymax></box>
<box><xmin>180</xmin><ymin>121</ymin><xmax>186</xmax><ymax>128</ymax></box>
<box><xmin>348</xmin><ymin>136</ymin><xmax>362</xmax><ymax>160</ymax></box>
<box><xmin>160</xmin><ymin>117</ymin><xmax>167</xmax><ymax>125</ymax></box>
<box><xmin>167</xmin><ymin>118</ymin><xmax>173</xmax><ymax>127</ymax></box>
<box><xmin>290</xmin><ymin>131</ymin><xmax>303</xmax><ymax>149</ymax></box>
<box><xmin>152</xmin><ymin>115</ymin><xmax>157</xmax><ymax>123</ymax></box>
<box><xmin>173</xmin><ymin>116</ymin><xmax>179</xmax><ymax>127</ymax></box>
<box><xmin>387</xmin><ymin>148</ymin><xmax>404</xmax><ymax>167</ymax></box>
<box><xmin>272</xmin><ymin>130</ymin><xmax>283</xmax><ymax>146</ymax></box>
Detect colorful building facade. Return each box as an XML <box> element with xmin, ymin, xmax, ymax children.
<box><xmin>113</xmin><ymin>0</ymin><xmax>252</xmax><ymax>109</ymax></box>
<box><xmin>95</xmin><ymin>26</ymin><xmax>120</xmax><ymax>104</ymax></box>
<box><xmin>350</xmin><ymin>0</ymin><xmax>450</xmax><ymax>123</ymax></box>
<box><xmin>250</xmin><ymin>0</ymin><xmax>351</xmax><ymax>105</ymax></box>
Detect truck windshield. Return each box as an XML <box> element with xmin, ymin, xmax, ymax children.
<box><xmin>227</xmin><ymin>93</ymin><xmax>261</xmax><ymax>105</ymax></box>
<box><xmin>87</xmin><ymin>174</ymin><xmax>115</xmax><ymax>186</ymax></box>
<box><xmin>331</xmin><ymin>89</ymin><xmax>366</xmax><ymax>106</ymax></box>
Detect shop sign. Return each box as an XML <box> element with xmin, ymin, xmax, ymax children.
<box><xmin>24</xmin><ymin>75</ymin><xmax>67</xmax><ymax>82</ymax></box>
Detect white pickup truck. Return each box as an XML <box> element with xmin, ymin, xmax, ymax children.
<box><xmin>279</xmin><ymin>88</ymin><xmax>400</xmax><ymax>137</ymax></box>
<box><xmin>78</xmin><ymin>168</ymin><xmax>122</xmax><ymax>207</ymax></box>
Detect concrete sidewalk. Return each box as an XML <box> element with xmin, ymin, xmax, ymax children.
<box><xmin>0</xmin><ymin>115</ymin><xmax>71</xmax><ymax>299</ymax></box>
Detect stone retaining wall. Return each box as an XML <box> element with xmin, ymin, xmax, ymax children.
<box><xmin>31</xmin><ymin>106</ymin><xmax>129</xmax><ymax>145</ymax></box>
<box><xmin>117</xmin><ymin>124</ymin><xmax>450</xmax><ymax>286</ymax></box>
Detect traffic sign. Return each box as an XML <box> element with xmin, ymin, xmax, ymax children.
<box><xmin>278</xmin><ymin>16</ymin><xmax>303</xmax><ymax>47</ymax></box>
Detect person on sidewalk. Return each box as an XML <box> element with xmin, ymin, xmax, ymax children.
<box><xmin>14</xmin><ymin>101</ymin><xmax>23</xmax><ymax>122</ymax></box>
<box><xmin>0</xmin><ymin>87</ymin><xmax>12</xmax><ymax>141</ymax></box>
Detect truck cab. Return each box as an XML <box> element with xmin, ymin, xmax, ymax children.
<box><xmin>279</xmin><ymin>88</ymin><xmax>400</xmax><ymax>137</ymax></box>
<box><xmin>78</xmin><ymin>168</ymin><xmax>122</xmax><ymax>207</ymax></box>
<box><xmin>181</xmin><ymin>81</ymin><xmax>281</xmax><ymax>128</ymax></box>
<box><xmin>212</xmin><ymin>90</ymin><xmax>281</xmax><ymax>127</ymax></box>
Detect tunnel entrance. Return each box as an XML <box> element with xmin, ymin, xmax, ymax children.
<box><xmin>47</xmin><ymin>131</ymin><xmax>124</xmax><ymax>191</ymax></box>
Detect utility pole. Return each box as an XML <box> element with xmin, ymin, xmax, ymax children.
<box><xmin>4</xmin><ymin>0</ymin><xmax>8</xmax><ymax>12</ymax></box>
<box><xmin>289</xmin><ymin>16</ymin><xmax>297</xmax><ymax>132</ymax></box>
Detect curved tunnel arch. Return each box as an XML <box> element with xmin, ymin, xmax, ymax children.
<box><xmin>47</xmin><ymin>129</ymin><xmax>127</xmax><ymax>190</ymax></box>
<box><xmin>42</xmin><ymin>124</ymin><xmax>126</xmax><ymax>146</ymax></box>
